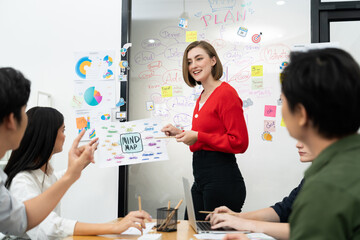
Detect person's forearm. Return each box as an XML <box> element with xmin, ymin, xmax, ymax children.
<box><xmin>247</xmin><ymin>221</ymin><xmax>290</xmax><ymax>240</ymax></box>
<box><xmin>74</xmin><ymin>222</ymin><xmax>115</xmax><ymax>235</ymax></box>
<box><xmin>24</xmin><ymin>173</ymin><xmax>75</xmax><ymax>230</ymax></box>
<box><xmin>239</xmin><ymin>208</ymin><xmax>280</xmax><ymax>222</ymax></box>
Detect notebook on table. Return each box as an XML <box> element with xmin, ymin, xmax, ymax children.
<box><xmin>182</xmin><ymin>177</ymin><xmax>250</xmax><ymax>234</ymax></box>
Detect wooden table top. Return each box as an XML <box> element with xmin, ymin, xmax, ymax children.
<box><xmin>63</xmin><ymin>220</ymin><xmax>199</xmax><ymax>240</ymax></box>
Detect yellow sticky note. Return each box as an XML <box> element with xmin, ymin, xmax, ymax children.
<box><xmin>186</xmin><ymin>31</ymin><xmax>197</xmax><ymax>42</ymax></box>
<box><xmin>161</xmin><ymin>86</ymin><xmax>173</xmax><ymax>98</ymax></box>
<box><xmin>251</xmin><ymin>65</ymin><xmax>263</xmax><ymax>77</ymax></box>
<box><xmin>280</xmin><ymin>118</ymin><xmax>286</xmax><ymax>127</ymax></box>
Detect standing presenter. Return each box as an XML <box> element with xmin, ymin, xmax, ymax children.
<box><xmin>162</xmin><ymin>41</ymin><xmax>249</xmax><ymax>220</ymax></box>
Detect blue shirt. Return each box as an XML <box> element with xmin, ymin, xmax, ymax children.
<box><xmin>271</xmin><ymin>179</ymin><xmax>304</xmax><ymax>223</ymax></box>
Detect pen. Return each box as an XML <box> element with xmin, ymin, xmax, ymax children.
<box><xmin>154</xmin><ymin>136</ymin><xmax>176</xmax><ymax>139</ymax></box>
<box><xmin>138</xmin><ymin>196</ymin><xmax>143</xmax><ymax>235</ymax></box>
<box><xmin>138</xmin><ymin>196</ymin><xmax>142</xmax><ymax>211</ymax></box>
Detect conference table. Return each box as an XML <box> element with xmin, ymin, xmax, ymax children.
<box><xmin>63</xmin><ymin>220</ymin><xmax>201</xmax><ymax>240</ymax></box>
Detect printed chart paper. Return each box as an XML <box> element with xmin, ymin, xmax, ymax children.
<box><xmin>74</xmin><ymin>51</ymin><xmax>115</xmax><ymax>80</ymax></box>
<box><xmin>73</xmin><ymin>81</ymin><xmax>115</xmax><ymax>110</ymax></box>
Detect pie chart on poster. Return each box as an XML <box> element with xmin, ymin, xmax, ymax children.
<box><xmin>84</xmin><ymin>87</ymin><xmax>102</xmax><ymax>106</ymax></box>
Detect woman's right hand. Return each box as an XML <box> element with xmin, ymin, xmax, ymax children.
<box><xmin>113</xmin><ymin>210</ymin><xmax>152</xmax><ymax>233</ymax></box>
<box><xmin>205</xmin><ymin>206</ymin><xmax>237</xmax><ymax>221</ymax></box>
<box><xmin>65</xmin><ymin>130</ymin><xmax>99</xmax><ymax>182</ymax></box>
<box><xmin>161</xmin><ymin>124</ymin><xmax>182</xmax><ymax>136</ymax></box>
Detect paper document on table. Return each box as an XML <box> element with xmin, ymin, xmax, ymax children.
<box><xmin>138</xmin><ymin>234</ymin><xmax>162</xmax><ymax>240</ymax></box>
<box><xmin>194</xmin><ymin>234</ymin><xmax>226</xmax><ymax>239</ymax></box>
<box><xmin>121</xmin><ymin>222</ymin><xmax>156</xmax><ymax>235</ymax></box>
<box><xmin>247</xmin><ymin>233</ymin><xmax>276</xmax><ymax>239</ymax></box>
<box><xmin>194</xmin><ymin>232</ymin><xmax>275</xmax><ymax>240</ymax></box>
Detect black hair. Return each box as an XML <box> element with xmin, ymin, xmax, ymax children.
<box><xmin>0</xmin><ymin>67</ymin><xmax>31</xmax><ymax>124</ymax></box>
<box><xmin>5</xmin><ymin>107</ymin><xmax>64</xmax><ymax>188</ymax></box>
<box><xmin>281</xmin><ymin>48</ymin><xmax>360</xmax><ymax>139</ymax></box>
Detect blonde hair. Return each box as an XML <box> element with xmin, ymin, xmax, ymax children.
<box><xmin>182</xmin><ymin>41</ymin><xmax>223</xmax><ymax>87</ymax></box>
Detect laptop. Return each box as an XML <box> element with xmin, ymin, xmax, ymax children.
<box><xmin>182</xmin><ymin>177</ymin><xmax>249</xmax><ymax>234</ymax></box>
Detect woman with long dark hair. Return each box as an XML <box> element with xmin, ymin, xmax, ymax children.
<box><xmin>5</xmin><ymin>107</ymin><xmax>151</xmax><ymax>239</ymax></box>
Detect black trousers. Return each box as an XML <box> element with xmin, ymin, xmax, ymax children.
<box><xmin>185</xmin><ymin>150</ymin><xmax>246</xmax><ymax>220</ymax></box>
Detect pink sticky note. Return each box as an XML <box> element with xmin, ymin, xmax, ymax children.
<box><xmin>264</xmin><ymin>105</ymin><xmax>276</xmax><ymax>117</ymax></box>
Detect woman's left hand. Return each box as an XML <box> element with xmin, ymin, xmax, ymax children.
<box><xmin>175</xmin><ymin>130</ymin><xmax>198</xmax><ymax>145</ymax></box>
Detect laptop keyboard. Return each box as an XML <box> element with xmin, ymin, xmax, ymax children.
<box><xmin>196</xmin><ymin>221</ymin><xmax>212</xmax><ymax>231</ymax></box>
<box><xmin>197</xmin><ymin>221</ymin><xmax>228</xmax><ymax>231</ymax></box>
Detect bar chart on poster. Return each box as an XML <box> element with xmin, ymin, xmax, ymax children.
<box><xmin>127</xmin><ymin>0</ymin><xmax>312</xmax><ymax>217</ymax></box>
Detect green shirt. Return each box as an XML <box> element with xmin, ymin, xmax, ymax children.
<box><xmin>290</xmin><ymin>134</ymin><xmax>360</xmax><ymax>240</ymax></box>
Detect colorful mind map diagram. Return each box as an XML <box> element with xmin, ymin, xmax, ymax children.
<box><xmin>97</xmin><ymin>118</ymin><xmax>169</xmax><ymax>168</ymax></box>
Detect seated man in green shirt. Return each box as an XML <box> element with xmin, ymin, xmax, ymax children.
<box><xmin>225</xmin><ymin>48</ymin><xmax>360</xmax><ymax>240</ymax></box>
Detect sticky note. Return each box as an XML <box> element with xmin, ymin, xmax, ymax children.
<box><xmin>161</xmin><ymin>86</ymin><xmax>173</xmax><ymax>98</ymax></box>
<box><xmin>264</xmin><ymin>105</ymin><xmax>276</xmax><ymax>117</ymax></box>
<box><xmin>264</xmin><ymin>120</ymin><xmax>276</xmax><ymax>132</ymax></box>
<box><xmin>252</xmin><ymin>78</ymin><xmax>263</xmax><ymax>90</ymax></box>
<box><xmin>76</xmin><ymin>117</ymin><xmax>87</xmax><ymax>129</ymax></box>
<box><xmin>281</xmin><ymin>118</ymin><xmax>286</xmax><ymax>127</ymax></box>
<box><xmin>262</xmin><ymin>131</ymin><xmax>273</xmax><ymax>141</ymax></box>
<box><xmin>251</xmin><ymin>65</ymin><xmax>263</xmax><ymax>77</ymax></box>
<box><xmin>186</xmin><ymin>31</ymin><xmax>197</xmax><ymax>42</ymax></box>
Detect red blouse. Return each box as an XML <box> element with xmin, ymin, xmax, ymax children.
<box><xmin>190</xmin><ymin>82</ymin><xmax>249</xmax><ymax>153</ymax></box>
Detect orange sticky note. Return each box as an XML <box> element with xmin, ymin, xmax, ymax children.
<box><xmin>76</xmin><ymin>117</ymin><xmax>87</xmax><ymax>129</ymax></box>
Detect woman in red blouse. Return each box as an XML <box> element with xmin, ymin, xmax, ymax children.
<box><xmin>162</xmin><ymin>41</ymin><xmax>249</xmax><ymax>220</ymax></box>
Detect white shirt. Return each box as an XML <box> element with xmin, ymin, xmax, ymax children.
<box><xmin>9</xmin><ymin>165</ymin><xmax>77</xmax><ymax>240</ymax></box>
<box><xmin>199</xmin><ymin>102</ymin><xmax>205</xmax><ymax>110</ymax></box>
<box><xmin>0</xmin><ymin>168</ymin><xmax>27</xmax><ymax>235</ymax></box>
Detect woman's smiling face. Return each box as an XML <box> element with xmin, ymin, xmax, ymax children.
<box><xmin>187</xmin><ymin>46</ymin><xmax>216</xmax><ymax>83</ymax></box>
